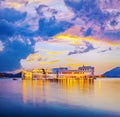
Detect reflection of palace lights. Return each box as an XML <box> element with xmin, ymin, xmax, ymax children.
<box><xmin>22</xmin><ymin>79</ymin><xmax>94</xmax><ymax>104</ymax></box>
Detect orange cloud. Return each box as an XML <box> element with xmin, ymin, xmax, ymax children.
<box><xmin>6</xmin><ymin>2</ymin><xmax>25</xmax><ymax>9</ymax></box>
<box><xmin>26</xmin><ymin>53</ymin><xmax>47</xmax><ymax>62</ymax></box>
<box><xmin>55</xmin><ymin>33</ymin><xmax>120</xmax><ymax>47</ymax></box>
<box><xmin>39</xmin><ymin>59</ymin><xmax>60</xmax><ymax>65</ymax></box>
<box><xmin>55</xmin><ymin>34</ymin><xmax>83</xmax><ymax>46</ymax></box>
<box><xmin>48</xmin><ymin>60</ymin><xmax>60</xmax><ymax>64</ymax></box>
<box><xmin>47</xmin><ymin>51</ymin><xmax>66</xmax><ymax>55</ymax></box>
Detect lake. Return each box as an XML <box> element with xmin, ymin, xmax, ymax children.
<box><xmin>0</xmin><ymin>78</ymin><xmax>120</xmax><ymax>117</ymax></box>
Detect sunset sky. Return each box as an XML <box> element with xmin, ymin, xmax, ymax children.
<box><xmin>0</xmin><ymin>0</ymin><xmax>120</xmax><ymax>74</ymax></box>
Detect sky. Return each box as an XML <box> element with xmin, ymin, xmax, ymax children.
<box><xmin>0</xmin><ymin>0</ymin><xmax>120</xmax><ymax>75</ymax></box>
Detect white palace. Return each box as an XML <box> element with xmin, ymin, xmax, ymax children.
<box><xmin>22</xmin><ymin>65</ymin><xmax>95</xmax><ymax>80</ymax></box>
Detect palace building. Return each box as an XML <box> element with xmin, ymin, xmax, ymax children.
<box><xmin>54</xmin><ymin>66</ymin><xmax>94</xmax><ymax>78</ymax></box>
<box><xmin>22</xmin><ymin>65</ymin><xmax>95</xmax><ymax>80</ymax></box>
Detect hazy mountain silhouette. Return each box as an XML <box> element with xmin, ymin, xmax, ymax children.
<box><xmin>0</xmin><ymin>72</ymin><xmax>22</xmax><ymax>78</ymax></box>
<box><xmin>103</xmin><ymin>67</ymin><xmax>120</xmax><ymax>77</ymax></box>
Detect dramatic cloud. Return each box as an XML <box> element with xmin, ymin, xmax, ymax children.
<box><xmin>36</xmin><ymin>3</ymin><xmax>74</xmax><ymax>22</ymax></box>
<box><xmin>0</xmin><ymin>8</ymin><xmax>29</xmax><ymax>41</ymax></box>
<box><xmin>0</xmin><ymin>20</ymin><xmax>15</xmax><ymax>37</ymax></box>
<box><xmin>0</xmin><ymin>8</ymin><xmax>26</xmax><ymax>23</ymax></box>
<box><xmin>64</xmin><ymin>0</ymin><xmax>109</xmax><ymax>26</ymax></box>
<box><xmin>0</xmin><ymin>40</ymin><xmax>34</xmax><ymax>72</ymax></box>
<box><xmin>64</xmin><ymin>0</ymin><xmax>120</xmax><ymax>39</ymax></box>
<box><xmin>37</xmin><ymin>16</ymin><xmax>73</xmax><ymax>38</ymax></box>
<box><xmin>68</xmin><ymin>41</ymin><xmax>95</xmax><ymax>55</ymax></box>
<box><xmin>36</xmin><ymin>4</ymin><xmax>58</xmax><ymax>17</ymax></box>
<box><xmin>26</xmin><ymin>53</ymin><xmax>48</xmax><ymax>62</ymax></box>
<box><xmin>55</xmin><ymin>29</ymin><xmax>120</xmax><ymax>55</ymax></box>
<box><xmin>0</xmin><ymin>0</ymin><xmax>120</xmax><ymax>74</ymax></box>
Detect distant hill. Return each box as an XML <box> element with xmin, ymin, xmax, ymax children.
<box><xmin>9</xmin><ymin>72</ymin><xmax>22</xmax><ymax>78</ymax></box>
<box><xmin>0</xmin><ymin>72</ymin><xmax>22</xmax><ymax>78</ymax></box>
<box><xmin>103</xmin><ymin>67</ymin><xmax>120</xmax><ymax>77</ymax></box>
<box><xmin>0</xmin><ymin>73</ymin><xmax>9</xmax><ymax>78</ymax></box>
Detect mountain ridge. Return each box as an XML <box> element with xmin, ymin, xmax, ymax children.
<box><xmin>103</xmin><ymin>67</ymin><xmax>120</xmax><ymax>77</ymax></box>
<box><xmin>0</xmin><ymin>72</ymin><xmax>22</xmax><ymax>78</ymax></box>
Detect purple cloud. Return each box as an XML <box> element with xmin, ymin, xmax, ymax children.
<box><xmin>68</xmin><ymin>41</ymin><xmax>95</xmax><ymax>55</ymax></box>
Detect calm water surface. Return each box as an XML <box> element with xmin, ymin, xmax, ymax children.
<box><xmin>0</xmin><ymin>78</ymin><xmax>120</xmax><ymax>117</ymax></box>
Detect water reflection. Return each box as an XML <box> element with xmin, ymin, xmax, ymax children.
<box><xmin>22</xmin><ymin>78</ymin><xmax>94</xmax><ymax>104</ymax></box>
<box><xmin>1</xmin><ymin>78</ymin><xmax>120</xmax><ymax>117</ymax></box>
<box><xmin>22</xmin><ymin>78</ymin><xmax>120</xmax><ymax>113</ymax></box>
<box><xmin>57</xmin><ymin>79</ymin><xmax>94</xmax><ymax>94</ymax></box>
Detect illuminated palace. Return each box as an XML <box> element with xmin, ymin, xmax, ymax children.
<box><xmin>22</xmin><ymin>65</ymin><xmax>95</xmax><ymax>80</ymax></box>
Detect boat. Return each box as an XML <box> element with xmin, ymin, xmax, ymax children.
<box><xmin>13</xmin><ymin>78</ymin><xmax>17</xmax><ymax>80</ymax></box>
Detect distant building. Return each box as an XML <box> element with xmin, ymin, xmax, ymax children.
<box><xmin>52</xmin><ymin>67</ymin><xmax>68</xmax><ymax>73</ymax></box>
<box><xmin>78</xmin><ymin>66</ymin><xmax>94</xmax><ymax>76</ymax></box>
<box><xmin>22</xmin><ymin>71</ymin><xmax>32</xmax><ymax>80</ymax></box>
<box><xmin>57</xmin><ymin>66</ymin><xmax>94</xmax><ymax>78</ymax></box>
<box><xmin>22</xmin><ymin>66</ymin><xmax>95</xmax><ymax>80</ymax></box>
